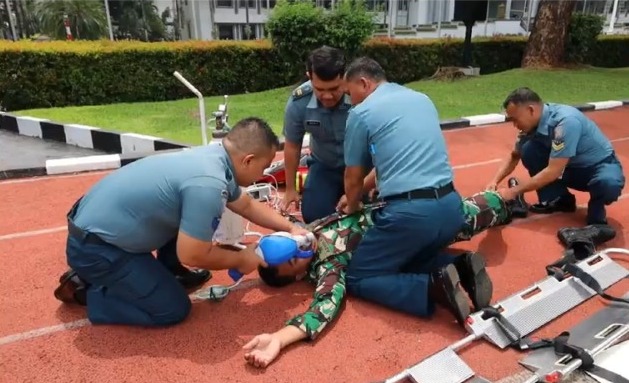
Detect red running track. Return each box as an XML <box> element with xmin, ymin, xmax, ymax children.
<box><xmin>1</xmin><ymin>107</ymin><xmax>628</xmax><ymax>383</ymax></box>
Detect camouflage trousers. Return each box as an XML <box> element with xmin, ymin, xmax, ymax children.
<box><xmin>454</xmin><ymin>190</ymin><xmax>511</xmax><ymax>242</ymax></box>
<box><xmin>307</xmin><ymin>191</ymin><xmax>510</xmax><ymax>262</ymax></box>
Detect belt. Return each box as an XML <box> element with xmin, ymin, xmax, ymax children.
<box><xmin>382</xmin><ymin>182</ymin><xmax>455</xmax><ymax>201</ymax></box>
<box><xmin>66</xmin><ymin>197</ymin><xmax>107</xmax><ymax>246</ymax></box>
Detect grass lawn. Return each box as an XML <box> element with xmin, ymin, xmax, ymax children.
<box><xmin>14</xmin><ymin>66</ymin><xmax>629</xmax><ymax>145</ymax></box>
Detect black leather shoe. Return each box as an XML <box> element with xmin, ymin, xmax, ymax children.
<box><xmin>54</xmin><ymin>269</ymin><xmax>87</xmax><ymax>306</ymax></box>
<box><xmin>558</xmin><ymin>224</ymin><xmax>616</xmax><ymax>248</ymax></box>
<box><xmin>174</xmin><ymin>268</ymin><xmax>211</xmax><ymax>289</ymax></box>
<box><xmin>430</xmin><ymin>264</ymin><xmax>471</xmax><ymax>326</ymax></box>
<box><xmin>529</xmin><ymin>193</ymin><xmax>577</xmax><ymax>214</ymax></box>
<box><xmin>506</xmin><ymin>177</ymin><xmax>529</xmax><ymax>218</ymax></box>
<box><xmin>453</xmin><ymin>251</ymin><xmax>493</xmax><ymax>311</ymax></box>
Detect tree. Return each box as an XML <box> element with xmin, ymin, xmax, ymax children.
<box><xmin>265</xmin><ymin>0</ymin><xmax>375</xmax><ymax>82</ymax></box>
<box><xmin>521</xmin><ymin>0</ymin><xmax>578</xmax><ymax>68</ymax></box>
<box><xmin>36</xmin><ymin>0</ymin><xmax>108</xmax><ymax>40</ymax></box>
<box><xmin>108</xmin><ymin>0</ymin><xmax>167</xmax><ymax>41</ymax></box>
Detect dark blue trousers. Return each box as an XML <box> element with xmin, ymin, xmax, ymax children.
<box><xmin>301</xmin><ymin>157</ymin><xmax>345</xmax><ymax>224</ymax></box>
<box><xmin>66</xmin><ymin>233</ymin><xmax>191</xmax><ymax>327</ymax></box>
<box><xmin>346</xmin><ymin>191</ymin><xmax>466</xmax><ymax>317</ymax></box>
<box><xmin>520</xmin><ymin>140</ymin><xmax>625</xmax><ymax>224</ymax></box>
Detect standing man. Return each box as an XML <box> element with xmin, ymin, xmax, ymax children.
<box><xmin>54</xmin><ymin>117</ymin><xmax>311</xmax><ymax>327</ymax></box>
<box><xmin>338</xmin><ymin>57</ymin><xmax>478</xmax><ymax>326</ymax></box>
<box><xmin>488</xmin><ymin>87</ymin><xmax>625</xmax><ymax>226</ymax></box>
<box><xmin>281</xmin><ymin>46</ymin><xmax>358</xmax><ymax>223</ymax></box>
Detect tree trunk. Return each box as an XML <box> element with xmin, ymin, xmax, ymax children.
<box><xmin>521</xmin><ymin>0</ymin><xmax>577</xmax><ymax>68</ymax></box>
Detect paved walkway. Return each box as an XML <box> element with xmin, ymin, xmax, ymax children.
<box><xmin>0</xmin><ymin>130</ymin><xmax>106</xmax><ymax>172</ymax></box>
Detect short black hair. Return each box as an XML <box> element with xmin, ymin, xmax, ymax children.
<box><xmin>225</xmin><ymin>117</ymin><xmax>280</xmax><ymax>154</ymax></box>
<box><xmin>502</xmin><ymin>87</ymin><xmax>542</xmax><ymax>109</ymax></box>
<box><xmin>306</xmin><ymin>46</ymin><xmax>346</xmax><ymax>81</ymax></box>
<box><xmin>258</xmin><ymin>265</ymin><xmax>297</xmax><ymax>288</ymax></box>
<box><xmin>344</xmin><ymin>56</ymin><xmax>387</xmax><ymax>82</ymax></box>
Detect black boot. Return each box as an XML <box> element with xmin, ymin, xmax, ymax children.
<box><xmin>429</xmin><ymin>264</ymin><xmax>471</xmax><ymax>326</ymax></box>
<box><xmin>505</xmin><ymin>177</ymin><xmax>529</xmax><ymax>218</ymax></box>
<box><xmin>453</xmin><ymin>251</ymin><xmax>493</xmax><ymax>311</ymax></box>
<box><xmin>172</xmin><ymin>266</ymin><xmax>212</xmax><ymax>290</ymax></box>
<box><xmin>529</xmin><ymin>193</ymin><xmax>577</xmax><ymax>214</ymax></box>
<box><xmin>54</xmin><ymin>269</ymin><xmax>87</xmax><ymax>306</ymax></box>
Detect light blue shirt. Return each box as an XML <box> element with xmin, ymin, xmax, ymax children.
<box><xmin>282</xmin><ymin>81</ymin><xmax>352</xmax><ymax>169</ymax></box>
<box><xmin>344</xmin><ymin>82</ymin><xmax>454</xmax><ymax>198</ymax></box>
<box><xmin>73</xmin><ymin>143</ymin><xmax>242</xmax><ymax>253</ymax></box>
<box><xmin>515</xmin><ymin>103</ymin><xmax>614</xmax><ymax>168</ymax></box>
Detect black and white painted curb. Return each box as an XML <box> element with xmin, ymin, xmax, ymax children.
<box><xmin>0</xmin><ymin>112</ymin><xmax>189</xmax><ymax>154</ymax></box>
<box><xmin>1</xmin><ymin>99</ymin><xmax>628</xmax><ymax>180</ymax></box>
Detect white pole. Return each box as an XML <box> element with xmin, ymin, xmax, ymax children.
<box><xmin>437</xmin><ymin>0</ymin><xmax>443</xmax><ymax>38</ymax></box>
<box><xmin>173</xmin><ymin>71</ymin><xmax>208</xmax><ymax>146</ymax></box>
<box><xmin>190</xmin><ymin>0</ymin><xmax>198</xmax><ymax>39</ymax></box>
<box><xmin>104</xmin><ymin>0</ymin><xmax>114</xmax><ymax>40</ymax></box>
<box><xmin>608</xmin><ymin>0</ymin><xmax>619</xmax><ymax>34</ymax></box>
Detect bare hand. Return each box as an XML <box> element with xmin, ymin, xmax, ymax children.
<box><xmin>237</xmin><ymin>243</ymin><xmax>267</xmax><ymax>275</ymax></box>
<box><xmin>342</xmin><ymin>201</ymin><xmax>362</xmax><ymax>215</ymax></box>
<box><xmin>336</xmin><ymin>195</ymin><xmax>348</xmax><ymax>211</ymax></box>
<box><xmin>243</xmin><ymin>333</ymin><xmax>282</xmax><ymax>368</ymax></box>
<box><xmin>367</xmin><ymin>188</ymin><xmax>379</xmax><ymax>202</ymax></box>
<box><xmin>282</xmin><ymin>189</ymin><xmax>301</xmax><ymax>212</ymax></box>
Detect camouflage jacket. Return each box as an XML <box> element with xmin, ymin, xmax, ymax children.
<box><xmin>285</xmin><ymin>191</ymin><xmax>510</xmax><ymax>340</ymax></box>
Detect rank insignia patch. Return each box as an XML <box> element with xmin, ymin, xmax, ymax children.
<box><xmin>552</xmin><ymin>125</ymin><xmax>565</xmax><ymax>151</ymax></box>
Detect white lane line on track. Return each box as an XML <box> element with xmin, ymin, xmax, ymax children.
<box><xmin>0</xmin><ymin>158</ymin><xmax>505</xmax><ymax>241</ymax></box>
<box><xmin>0</xmin><ymin>279</ymin><xmax>262</xmax><ymax>347</ymax></box>
<box><xmin>0</xmin><ymin>170</ymin><xmax>111</xmax><ymax>185</ymax></box>
<box><xmin>1</xmin><ymin>198</ymin><xmax>629</xmax><ymax>345</ymax></box>
<box><xmin>0</xmin><ymin>226</ymin><xmax>67</xmax><ymax>241</ymax></box>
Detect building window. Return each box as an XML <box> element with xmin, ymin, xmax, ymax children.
<box><xmin>239</xmin><ymin>0</ymin><xmax>256</xmax><ymax>8</ymax></box>
<box><xmin>365</xmin><ymin>0</ymin><xmax>387</xmax><ymax>11</ymax></box>
<box><xmin>217</xmin><ymin>0</ymin><xmax>233</xmax><ymax>8</ymax></box>
<box><xmin>217</xmin><ymin>24</ymin><xmax>235</xmax><ymax>39</ymax></box>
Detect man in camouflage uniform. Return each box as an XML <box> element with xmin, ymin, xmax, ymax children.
<box><xmin>242</xmin><ymin>181</ymin><xmax>527</xmax><ymax>368</ymax></box>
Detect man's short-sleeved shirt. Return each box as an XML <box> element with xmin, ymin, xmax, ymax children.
<box><xmin>282</xmin><ymin>81</ymin><xmax>352</xmax><ymax>169</ymax></box>
<box><xmin>72</xmin><ymin>142</ymin><xmax>242</xmax><ymax>253</ymax></box>
<box><xmin>515</xmin><ymin>103</ymin><xmax>614</xmax><ymax>168</ymax></box>
<box><xmin>344</xmin><ymin>82</ymin><xmax>454</xmax><ymax>198</ymax></box>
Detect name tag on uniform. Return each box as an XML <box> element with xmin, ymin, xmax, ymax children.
<box><xmin>305</xmin><ymin>120</ymin><xmax>321</xmax><ymax>126</ymax></box>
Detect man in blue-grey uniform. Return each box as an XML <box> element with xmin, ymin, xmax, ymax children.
<box><xmin>53</xmin><ymin>117</ymin><xmax>311</xmax><ymax>327</ymax></box>
<box><xmin>281</xmin><ymin>46</ymin><xmax>364</xmax><ymax>224</ymax></box>
<box><xmin>488</xmin><ymin>87</ymin><xmax>625</xmax><ymax>226</ymax></box>
<box><xmin>338</xmin><ymin>57</ymin><xmax>492</xmax><ymax>326</ymax></box>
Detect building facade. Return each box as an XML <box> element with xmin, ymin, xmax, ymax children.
<box><xmin>159</xmin><ymin>0</ymin><xmax>628</xmax><ymax>41</ymax></box>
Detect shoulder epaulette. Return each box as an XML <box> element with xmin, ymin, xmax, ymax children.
<box><xmin>292</xmin><ymin>83</ymin><xmax>313</xmax><ymax>100</ymax></box>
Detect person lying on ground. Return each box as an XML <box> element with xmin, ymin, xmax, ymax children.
<box><xmin>242</xmin><ymin>180</ymin><xmax>528</xmax><ymax>368</ymax></box>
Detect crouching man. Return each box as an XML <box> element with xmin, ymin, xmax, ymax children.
<box><xmin>242</xmin><ymin>181</ymin><xmax>527</xmax><ymax>368</ymax></box>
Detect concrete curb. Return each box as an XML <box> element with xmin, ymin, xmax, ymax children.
<box><xmin>1</xmin><ymin>99</ymin><xmax>628</xmax><ymax>180</ymax></box>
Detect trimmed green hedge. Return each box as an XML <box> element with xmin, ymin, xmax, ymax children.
<box><xmin>1</xmin><ymin>35</ymin><xmax>628</xmax><ymax>111</ymax></box>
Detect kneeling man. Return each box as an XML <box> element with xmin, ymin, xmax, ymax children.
<box><xmin>242</xmin><ymin>183</ymin><xmax>527</xmax><ymax>368</ymax></box>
